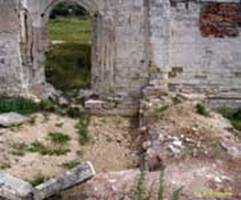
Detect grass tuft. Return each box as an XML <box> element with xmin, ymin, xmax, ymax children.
<box><xmin>27</xmin><ymin>141</ymin><xmax>70</xmax><ymax>156</ymax></box>
<box><xmin>48</xmin><ymin>132</ymin><xmax>70</xmax><ymax>144</ymax></box>
<box><xmin>195</xmin><ymin>103</ymin><xmax>209</xmax><ymax>117</ymax></box>
<box><xmin>0</xmin><ymin>97</ymin><xmax>39</xmax><ymax>115</ymax></box>
<box><xmin>218</xmin><ymin>107</ymin><xmax>241</xmax><ymax>136</ymax></box>
<box><xmin>0</xmin><ymin>163</ymin><xmax>11</xmax><ymax>170</ymax></box>
<box><xmin>133</xmin><ymin>168</ymin><xmax>147</xmax><ymax>200</ymax></box>
<box><xmin>66</xmin><ymin>106</ymin><xmax>84</xmax><ymax>118</ymax></box>
<box><xmin>76</xmin><ymin>114</ymin><xmax>90</xmax><ymax>145</ymax></box>
<box><xmin>158</xmin><ymin>170</ymin><xmax>165</xmax><ymax>200</ymax></box>
<box><xmin>171</xmin><ymin>187</ymin><xmax>183</xmax><ymax>200</ymax></box>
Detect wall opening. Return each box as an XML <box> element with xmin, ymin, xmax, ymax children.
<box><xmin>45</xmin><ymin>1</ymin><xmax>91</xmax><ymax>95</ymax></box>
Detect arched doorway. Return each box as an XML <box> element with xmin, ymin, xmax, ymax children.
<box><xmin>22</xmin><ymin>0</ymin><xmax>105</xmax><ymax>99</ymax></box>
<box><xmin>45</xmin><ymin>1</ymin><xmax>91</xmax><ymax>94</ymax></box>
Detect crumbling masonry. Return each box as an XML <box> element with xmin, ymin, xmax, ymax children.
<box><xmin>1</xmin><ymin>0</ymin><xmax>241</xmax><ymax>113</ymax></box>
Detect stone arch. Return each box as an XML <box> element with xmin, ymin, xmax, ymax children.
<box><xmin>22</xmin><ymin>0</ymin><xmax>108</xmax><ymax>97</ymax></box>
<box><xmin>42</xmin><ymin>0</ymin><xmax>98</xmax><ymax>20</ymax></box>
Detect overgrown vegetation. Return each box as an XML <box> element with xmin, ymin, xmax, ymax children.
<box><xmin>195</xmin><ymin>103</ymin><xmax>209</xmax><ymax>117</ymax></box>
<box><xmin>27</xmin><ymin>141</ymin><xmax>70</xmax><ymax>156</ymax></box>
<box><xmin>132</xmin><ymin>168</ymin><xmax>182</xmax><ymax>200</ymax></box>
<box><xmin>133</xmin><ymin>168</ymin><xmax>147</xmax><ymax>200</ymax></box>
<box><xmin>48</xmin><ymin>18</ymin><xmax>91</xmax><ymax>43</ymax></box>
<box><xmin>0</xmin><ymin>97</ymin><xmax>39</xmax><ymax>115</ymax></box>
<box><xmin>0</xmin><ymin>163</ymin><xmax>11</xmax><ymax>170</ymax></box>
<box><xmin>0</xmin><ymin>96</ymin><xmax>88</xmax><ymax>121</ymax></box>
<box><xmin>11</xmin><ymin>139</ymin><xmax>71</xmax><ymax>157</ymax></box>
<box><xmin>66</xmin><ymin>106</ymin><xmax>85</xmax><ymax>118</ymax></box>
<box><xmin>62</xmin><ymin>160</ymin><xmax>81</xmax><ymax>169</ymax></box>
<box><xmin>0</xmin><ymin>97</ymin><xmax>61</xmax><ymax>116</ymax></box>
<box><xmin>46</xmin><ymin>16</ymin><xmax>91</xmax><ymax>91</ymax></box>
<box><xmin>48</xmin><ymin>132</ymin><xmax>70</xmax><ymax>144</ymax></box>
<box><xmin>171</xmin><ymin>187</ymin><xmax>183</xmax><ymax>200</ymax></box>
<box><xmin>218</xmin><ymin>107</ymin><xmax>241</xmax><ymax>135</ymax></box>
<box><xmin>46</xmin><ymin>43</ymin><xmax>91</xmax><ymax>91</ymax></box>
<box><xmin>158</xmin><ymin>170</ymin><xmax>165</xmax><ymax>200</ymax></box>
<box><xmin>76</xmin><ymin>114</ymin><xmax>90</xmax><ymax>145</ymax></box>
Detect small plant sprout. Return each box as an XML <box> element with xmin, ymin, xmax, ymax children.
<box><xmin>195</xmin><ymin>103</ymin><xmax>209</xmax><ymax>117</ymax></box>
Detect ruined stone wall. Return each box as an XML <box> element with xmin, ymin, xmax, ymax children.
<box><xmin>0</xmin><ymin>0</ymin><xmax>28</xmax><ymax>96</ymax></box>
<box><xmin>0</xmin><ymin>0</ymin><xmax>149</xmax><ymax>100</ymax></box>
<box><xmin>150</xmin><ymin>0</ymin><xmax>241</xmax><ymax>107</ymax></box>
<box><xmin>22</xmin><ymin>0</ymin><xmax>149</xmax><ymax>99</ymax></box>
<box><xmin>1</xmin><ymin>0</ymin><xmax>241</xmax><ymax>109</ymax></box>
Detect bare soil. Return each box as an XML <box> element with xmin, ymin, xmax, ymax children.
<box><xmin>0</xmin><ymin>113</ymin><xmax>140</xmax><ymax>182</ymax></box>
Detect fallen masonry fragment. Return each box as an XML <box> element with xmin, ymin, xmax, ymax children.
<box><xmin>0</xmin><ymin>173</ymin><xmax>33</xmax><ymax>200</ymax></box>
<box><xmin>0</xmin><ymin>162</ymin><xmax>96</xmax><ymax>200</ymax></box>
<box><xmin>0</xmin><ymin>113</ymin><xmax>29</xmax><ymax>128</ymax></box>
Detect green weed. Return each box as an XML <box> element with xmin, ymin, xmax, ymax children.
<box><xmin>76</xmin><ymin>114</ymin><xmax>90</xmax><ymax>145</ymax></box>
<box><xmin>0</xmin><ymin>163</ymin><xmax>11</xmax><ymax>170</ymax></box>
<box><xmin>171</xmin><ymin>187</ymin><xmax>183</xmax><ymax>200</ymax></box>
<box><xmin>195</xmin><ymin>103</ymin><xmax>209</xmax><ymax>117</ymax></box>
<box><xmin>0</xmin><ymin>97</ymin><xmax>39</xmax><ymax>115</ymax></box>
<box><xmin>218</xmin><ymin>107</ymin><xmax>241</xmax><ymax>137</ymax></box>
<box><xmin>48</xmin><ymin>132</ymin><xmax>70</xmax><ymax>144</ymax></box>
<box><xmin>27</xmin><ymin>142</ymin><xmax>70</xmax><ymax>156</ymax></box>
<box><xmin>133</xmin><ymin>168</ymin><xmax>147</xmax><ymax>200</ymax></box>
<box><xmin>158</xmin><ymin>170</ymin><xmax>165</xmax><ymax>200</ymax></box>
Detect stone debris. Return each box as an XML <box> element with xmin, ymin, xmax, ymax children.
<box><xmin>0</xmin><ymin>173</ymin><xmax>34</xmax><ymax>200</ymax></box>
<box><xmin>0</xmin><ymin>162</ymin><xmax>96</xmax><ymax>200</ymax></box>
<box><xmin>77</xmin><ymin>89</ymin><xmax>96</xmax><ymax>101</ymax></box>
<box><xmin>141</xmin><ymin>93</ymin><xmax>241</xmax><ymax>174</ymax></box>
<box><xmin>0</xmin><ymin>113</ymin><xmax>29</xmax><ymax>128</ymax></box>
<box><xmin>34</xmin><ymin>162</ymin><xmax>96</xmax><ymax>200</ymax></box>
<box><xmin>85</xmin><ymin>98</ymin><xmax>138</xmax><ymax>116</ymax></box>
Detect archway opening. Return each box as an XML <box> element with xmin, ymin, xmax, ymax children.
<box><xmin>45</xmin><ymin>1</ymin><xmax>91</xmax><ymax>95</ymax></box>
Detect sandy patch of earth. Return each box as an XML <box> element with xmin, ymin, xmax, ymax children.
<box><xmin>0</xmin><ymin>113</ymin><xmax>139</xmax><ymax>182</ymax></box>
<box><xmin>60</xmin><ymin>158</ymin><xmax>241</xmax><ymax>200</ymax></box>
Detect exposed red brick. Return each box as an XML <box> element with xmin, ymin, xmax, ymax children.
<box><xmin>200</xmin><ymin>3</ymin><xmax>241</xmax><ymax>38</ymax></box>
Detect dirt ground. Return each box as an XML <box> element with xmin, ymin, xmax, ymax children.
<box><xmin>61</xmin><ymin>158</ymin><xmax>241</xmax><ymax>200</ymax></box>
<box><xmin>1</xmin><ymin>98</ymin><xmax>241</xmax><ymax>199</ymax></box>
<box><xmin>0</xmin><ymin>113</ymin><xmax>140</xmax><ymax>182</ymax></box>
<box><xmin>59</xmin><ymin>100</ymin><xmax>241</xmax><ymax>200</ymax></box>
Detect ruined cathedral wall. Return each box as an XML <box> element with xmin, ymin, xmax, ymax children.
<box><xmin>0</xmin><ymin>0</ymin><xmax>28</xmax><ymax>96</ymax></box>
<box><xmin>1</xmin><ymin>0</ymin><xmax>241</xmax><ymax>109</ymax></box>
<box><xmin>23</xmin><ymin>0</ymin><xmax>149</xmax><ymax>99</ymax></box>
<box><xmin>150</xmin><ymin>0</ymin><xmax>241</xmax><ymax>107</ymax></box>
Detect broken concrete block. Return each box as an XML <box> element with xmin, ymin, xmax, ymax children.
<box><xmin>0</xmin><ymin>113</ymin><xmax>29</xmax><ymax>127</ymax></box>
<box><xmin>34</xmin><ymin>162</ymin><xmax>96</xmax><ymax>200</ymax></box>
<box><xmin>0</xmin><ymin>173</ymin><xmax>34</xmax><ymax>200</ymax></box>
<box><xmin>85</xmin><ymin>99</ymin><xmax>105</xmax><ymax>110</ymax></box>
